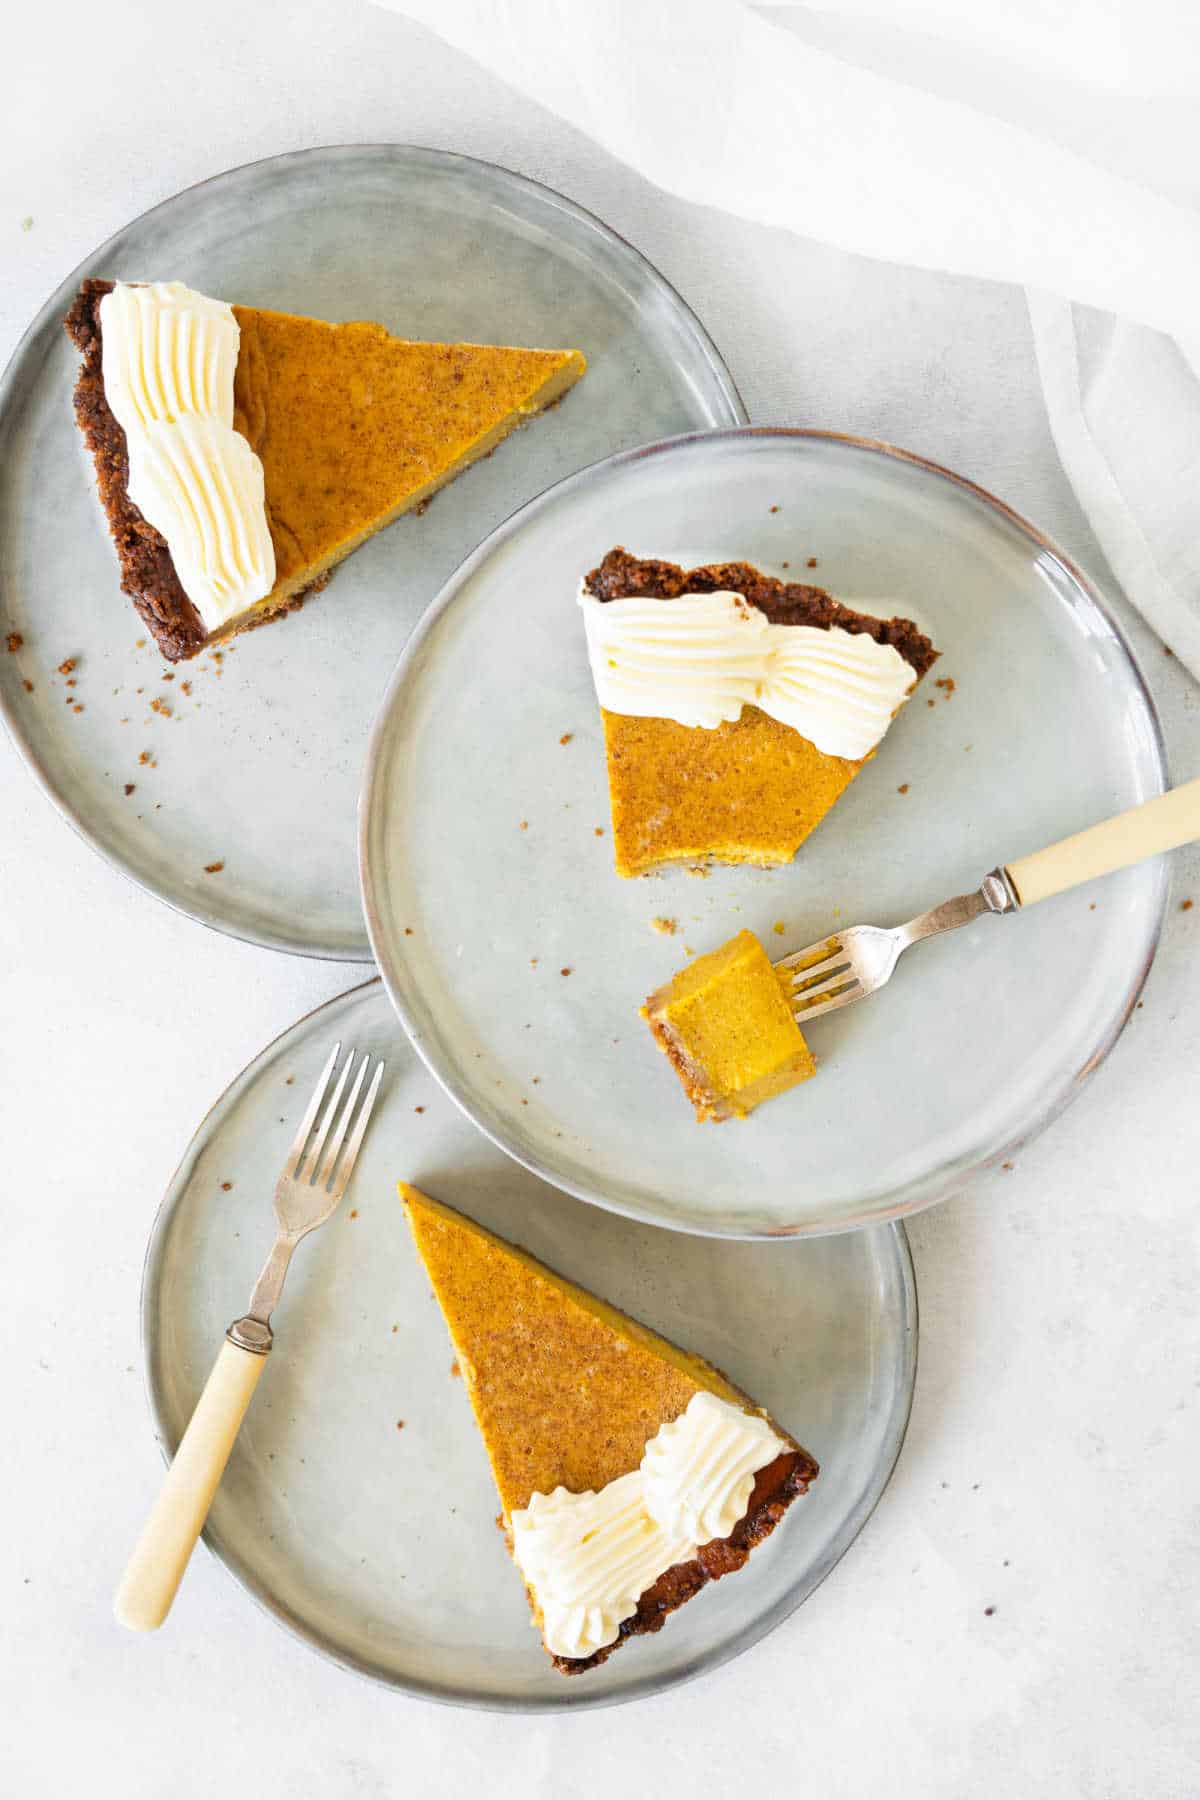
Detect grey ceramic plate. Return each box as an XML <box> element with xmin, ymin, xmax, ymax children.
<box><xmin>0</xmin><ymin>145</ymin><xmax>744</xmax><ymax>959</ymax></box>
<box><xmin>142</xmin><ymin>979</ymin><xmax>916</xmax><ymax>1709</ymax></box>
<box><xmin>361</xmin><ymin>429</ymin><xmax>1167</xmax><ymax>1239</ymax></box>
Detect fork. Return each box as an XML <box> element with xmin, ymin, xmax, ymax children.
<box><xmin>779</xmin><ymin>777</ymin><xmax>1200</xmax><ymax>1023</ymax></box>
<box><xmin>114</xmin><ymin>1042</ymin><xmax>385</xmax><ymax>1632</ymax></box>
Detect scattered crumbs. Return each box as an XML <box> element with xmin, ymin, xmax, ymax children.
<box><xmin>898</xmin><ymin>783</ymin><xmax>910</xmax><ymax>795</ymax></box>
<box><xmin>519</xmin><ymin>819</ymin><xmax>529</xmax><ymax>831</ymax></box>
<box><xmin>135</xmin><ymin>638</ymin><xmax>146</xmax><ymax>648</ymax></box>
<box><xmin>594</xmin><ymin>826</ymin><xmax>604</xmax><ymax>837</ymax></box>
<box><xmin>651</xmin><ymin>916</ymin><xmax>677</xmax><ymax>936</ymax></box>
<box><xmin>532</xmin><ymin>1077</ymin><xmax>541</xmax><ymax>1085</ymax></box>
<box><xmin>806</xmin><ymin>556</ymin><xmax>818</xmax><ymax>569</ymax></box>
<box><xmin>686</xmin><ymin>865</ymin><xmax>710</xmax><ymax>879</ymax></box>
<box><xmin>1089</xmin><ymin>903</ymin><xmax>1096</xmax><ymax>911</ymax></box>
<box><xmin>56</xmin><ymin>656</ymin><xmax>75</xmax><ymax>675</ymax></box>
<box><xmin>984</xmin><ymin>1606</ymin><xmax>996</xmax><ymax>1618</ymax></box>
<box><xmin>149</xmin><ymin>697</ymin><xmax>171</xmax><ymax>717</ymax></box>
<box><xmin>66</xmin><ymin>678</ymin><xmax>76</xmax><ymax>688</ymax></box>
<box><xmin>520</xmin><ymin>1098</ymin><xmax>528</xmax><ymax>1106</ymax></box>
<box><xmin>404</xmin><ymin>927</ymin><xmax>413</xmax><ymax>936</ymax></box>
<box><xmin>72</xmin><ymin>703</ymin><xmax>84</xmax><ymax>713</ymax></box>
<box><xmin>781</xmin><ymin>560</ymin><xmax>789</xmax><ymax>569</ymax></box>
<box><xmin>350</xmin><ymin>1209</ymin><xmax>358</xmax><ymax>1220</ymax></box>
<box><xmin>772</xmin><ymin>920</ymin><xmax>786</xmax><ymax>935</ymax></box>
<box><xmin>285</xmin><ymin>1076</ymin><xmax>294</xmax><ymax>1085</ymax></box>
<box><xmin>120</xmin><ymin>716</ymin><xmax>129</xmax><ymax>724</ymax></box>
<box><xmin>123</xmin><ymin>783</ymin><xmax>135</xmax><ymax>797</ymax></box>
<box><xmin>1136</xmin><ymin>1001</ymin><xmax>1144</xmax><ymax>1010</ymax></box>
<box><xmin>203</xmin><ymin>860</ymin><xmax>225</xmax><ymax>874</ymax></box>
<box><xmin>180</xmin><ymin>680</ymin><xmax>192</xmax><ymax>695</ymax></box>
<box><xmin>1164</xmin><ymin>644</ymin><xmax>1174</xmax><ymax>657</ymax></box>
<box><xmin>136</xmin><ymin>686</ymin><xmax>144</xmax><ymax>694</ymax></box>
<box><xmin>21</xmin><ymin>216</ymin><xmax>33</xmax><ymax>232</ymax></box>
<box><xmin>1182</xmin><ymin>899</ymin><xmax>1194</xmax><ymax>912</ymax></box>
<box><xmin>935</xmin><ymin>676</ymin><xmax>956</xmax><ymax>695</ymax></box>
<box><xmin>964</xmin><ymin>744</ymin><xmax>973</xmax><ymax>752</ymax></box>
<box><xmin>559</xmin><ymin>731</ymin><xmax>573</xmax><ymax>746</ymax></box>
<box><xmin>529</xmin><ymin>957</ymin><xmax>539</xmax><ymax>967</ymax></box>
<box><xmin>162</xmin><ymin>671</ymin><xmax>174</xmax><ymax>681</ymax></box>
<box><xmin>560</xmin><ymin>967</ymin><xmax>572</xmax><ymax>977</ymax></box>
<box><xmin>414</xmin><ymin>1105</ymin><xmax>425</xmax><ymax>1114</ymax></box>
<box><xmin>392</xmin><ymin>1325</ymin><xmax>399</xmax><ymax>1333</ymax></box>
<box><xmin>220</xmin><ymin>1181</ymin><xmax>232</xmax><ymax>1192</ymax></box>
<box><xmin>396</xmin><ymin>1420</ymin><xmax>405</xmax><ymax>1431</ymax></box>
<box><xmin>1002</xmin><ymin>1161</ymin><xmax>1014</xmax><ymax>1172</ymax></box>
<box><xmin>22</xmin><ymin>679</ymin><xmax>33</xmax><ymax>693</ymax></box>
<box><xmin>450</xmin><ymin>1359</ymin><xmax>461</xmax><ymax>1378</ymax></box>
<box><xmin>683</xmin><ymin>944</ymin><xmax>695</xmax><ymax>955</ymax></box>
<box><xmin>769</xmin><ymin>504</ymin><xmax>780</xmax><ymax>514</ymax></box>
<box><xmin>927</xmin><ymin>697</ymin><xmax>936</xmax><ymax>708</ymax></box>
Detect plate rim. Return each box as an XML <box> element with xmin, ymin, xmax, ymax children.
<box><xmin>0</xmin><ymin>141</ymin><xmax>748</xmax><ymax>963</ymax></box>
<box><xmin>359</xmin><ymin>424</ymin><xmax>1170</xmax><ymax>1239</ymax></box>
<box><xmin>139</xmin><ymin>974</ymin><xmax>919</xmax><ymax>1712</ymax></box>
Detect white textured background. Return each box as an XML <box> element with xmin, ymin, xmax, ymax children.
<box><xmin>2</xmin><ymin>3</ymin><xmax>1197</xmax><ymax>1795</ymax></box>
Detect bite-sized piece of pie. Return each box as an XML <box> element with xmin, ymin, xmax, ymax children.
<box><xmin>401</xmin><ymin>1183</ymin><xmax>818</xmax><ymax>1673</ymax></box>
<box><xmin>580</xmin><ymin>548</ymin><xmax>938</xmax><ymax>877</ymax></box>
<box><xmin>643</xmin><ymin>928</ymin><xmax>815</xmax><ymax>1121</ymax></box>
<box><xmin>65</xmin><ymin>280</ymin><xmax>586</xmax><ymax>661</ymax></box>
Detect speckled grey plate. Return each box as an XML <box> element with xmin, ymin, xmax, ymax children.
<box><xmin>0</xmin><ymin>145</ymin><xmax>744</xmax><ymax>958</ymax></box>
<box><xmin>361</xmin><ymin>429</ymin><xmax>1167</xmax><ymax>1238</ymax></box>
<box><xmin>142</xmin><ymin>979</ymin><xmax>916</xmax><ymax>1709</ymax></box>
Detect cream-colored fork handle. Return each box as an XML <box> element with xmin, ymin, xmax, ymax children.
<box><xmin>114</xmin><ymin>1338</ymin><xmax>266</xmax><ymax>1632</ymax></box>
<box><xmin>1006</xmin><ymin>776</ymin><xmax>1200</xmax><ymax>907</ymax></box>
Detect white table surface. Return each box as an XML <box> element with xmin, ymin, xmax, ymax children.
<box><xmin>3</xmin><ymin>4</ymin><xmax>1197</xmax><ymax>1795</ymax></box>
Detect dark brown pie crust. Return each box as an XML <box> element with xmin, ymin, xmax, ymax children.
<box><xmin>552</xmin><ymin>1444</ymin><xmax>819</xmax><ymax>1675</ymax></box>
<box><xmin>64</xmin><ymin>280</ymin><xmax>210</xmax><ymax>662</ymax></box>
<box><xmin>584</xmin><ymin>547</ymin><xmax>938</xmax><ymax>679</ymax></box>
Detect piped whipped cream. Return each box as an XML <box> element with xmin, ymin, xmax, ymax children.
<box><xmin>510</xmin><ymin>1392</ymin><xmax>787</xmax><ymax>1661</ymax></box>
<box><xmin>99</xmin><ymin>282</ymin><xmax>275</xmax><ymax>632</ymax></box>
<box><xmin>579</xmin><ymin>585</ymin><xmax>916</xmax><ymax>761</ymax></box>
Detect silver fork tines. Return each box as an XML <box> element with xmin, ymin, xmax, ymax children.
<box><xmin>229</xmin><ymin>1043</ymin><xmax>385</xmax><ymax>1353</ymax></box>
<box><xmin>778</xmin><ymin>870</ymin><xmax>1019</xmax><ymax>1026</ymax></box>
<box><xmin>298</xmin><ymin>1048</ymin><xmax>357</xmax><ymax>1187</ymax></box>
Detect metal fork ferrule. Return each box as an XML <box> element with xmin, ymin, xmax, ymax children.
<box><xmin>226</xmin><ymin>1316</ymin><xmax>273</xmax><ymax>1355</ymax></box>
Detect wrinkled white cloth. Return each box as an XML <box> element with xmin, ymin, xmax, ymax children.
<box><xmin>377</xmin><ymin>0</ymin><xmax>1200</xmax><ymax>680</ymax></box>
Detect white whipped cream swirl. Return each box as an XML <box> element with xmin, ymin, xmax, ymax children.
<box><xmin>579</xmin><ymin>585</ymin><xmax>917</xmax><ymax>761</ymax></box>
<box><xmin>99</xmin><ymin>282</ymin><xmax>275</xmax><ymax>632</ymax></box>
<box><xmin>510</xmin><ymin>1392</ymin><xmax>788</xmax><ymax>1661</ymax></box>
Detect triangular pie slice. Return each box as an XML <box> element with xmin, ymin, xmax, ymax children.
<box><xmin>580</xmin><ymin>549</ymin><xmax>938</xmax><ymax>877</ymax></box>
<box><xmin>65</xmin><ymin>280</ymin><xmax>586</xmax><ymax>661</ymax></box>
<box><xmin>402</xmin><ymin>1183</ymin><xmax>818</xmax><ymax>1674</ymax></box>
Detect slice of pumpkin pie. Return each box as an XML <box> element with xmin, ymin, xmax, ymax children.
<box><xmin>401</xmin><ymin>1183</ymin><xmax>818</xmax><ymax>1674</ymax></box>
<box><xmin>580</xmin><ymin>548</ymin><xmax>937</xmax><ymax>877</ymax></box>
<box><xmin>65</xmin><ymin>279</ymin><xmax>586</xmax><ymax>661</ymax></box>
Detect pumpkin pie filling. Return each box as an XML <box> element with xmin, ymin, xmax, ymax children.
<box><xmin>401</xmin><ymin>1184</ymin><xmax>818</xmax><ymax>1672</ymax></box>
<box><xmin>643</xmin><ymin>927</ymin><xmax>816</xmax><ymax>1121</ymax></box>
<box><xmin>66</xmin><ymin>279</ymin><xmax>586</xmax><ymax>661</ymax></box>
<box><xmin>582</xmin><ymin>547</ymin><xmax>938</xmax><ymax>876</ymax></box>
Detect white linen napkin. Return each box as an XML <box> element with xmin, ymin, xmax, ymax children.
<box><xmin>377</xmin><ymin>0</ymin><xmax>1200</xmax><ymax>678</ymax></box>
